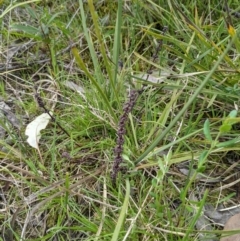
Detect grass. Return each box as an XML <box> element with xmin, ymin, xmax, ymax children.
<box><xmin>1</xmin><ymin>0</ymin><xmax>240</xmax><ymax>240</ymax></box>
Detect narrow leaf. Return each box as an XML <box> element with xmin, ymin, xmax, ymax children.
<box><xmin>203</xmin><ymin>119</ymin><xmax>212</xmax><ymax>141</ymax></box>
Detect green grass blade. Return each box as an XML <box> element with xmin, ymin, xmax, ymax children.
<box><xmin>78</xmin><ymin>0</ymin><xmax>103</xmax><ymax>83</ymax></box>
<box><xmin>87</xmin><ymin>0</ymin><xmax>113</xmax><ymax>85</ymax></box>
<box><xmin>111</xmin><ymin>179</ymin><xmax>130</xmax><ymax>241</ymax></box>
<box><xmin>112</xmin><ymin>0</ymin><xmax>123</xmax><ymax>84</ymax></box>
<box><xmin>183</xmin><ymin>190</ymin><xmax>209</xmax><ymax>241</ymax></box>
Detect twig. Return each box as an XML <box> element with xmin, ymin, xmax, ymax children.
<box><xmin>34</xmin><ymin>88</ymin><xmax>81</xmax><ymax>147</ymax></box>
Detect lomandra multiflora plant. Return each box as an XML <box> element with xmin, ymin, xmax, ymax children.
<box><xmin>111</xmin><ymin>27</ymin><xmax>168</xmax><ymax>184</ymax></box>
<box><xmin>111</xmin><ymin>88</ymin><xmax>143</xmax><ymax>184</ymax></box>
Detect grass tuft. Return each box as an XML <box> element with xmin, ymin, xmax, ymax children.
<box><xmin>1</xmin><ymin>1</ymin><xmax>240</xmax><ymax>240</ymax></box>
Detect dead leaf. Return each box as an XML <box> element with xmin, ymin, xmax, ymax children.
<box><xmin>25</xmin><ymin>113</ymin><xmax>51</xmax><ymax>149</ymax></box>
<box><xmin>64</xmin><ymin>81</ymin><xmax>86</xmax><ymax>100</ymax></box>
<box><xmin>220</xmin><ymin>213</ymin><xmax>240</xmax><ymax>241</ymax></box>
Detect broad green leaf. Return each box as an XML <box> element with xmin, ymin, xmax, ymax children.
<box><xmin>203</xmin><ymin>119</ymin><xmax>212</xmax><ymax>141</ymax></box>
<box><xmin>216</xmin><ymin>138</ymin><xmax>240</xmax><ymax>148</ymax></box>
<box><xmin>11</xmin><ymin>23</ymin><xmax>40</xmax><ymax>35</ymax></box>
<box><xmin>219</xmin><ymin>110</ymin><xmax>238</xmax><ymax>133</ymax></box>
<box><xmin>219</xmin><ymin>124</ymin><xmax>232</xmax><ymax>133</ymax></box>
<box><xmin>229</xmin><ymin>110</ymin><xmax>238</xmax><ymax>118</ymax></box>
